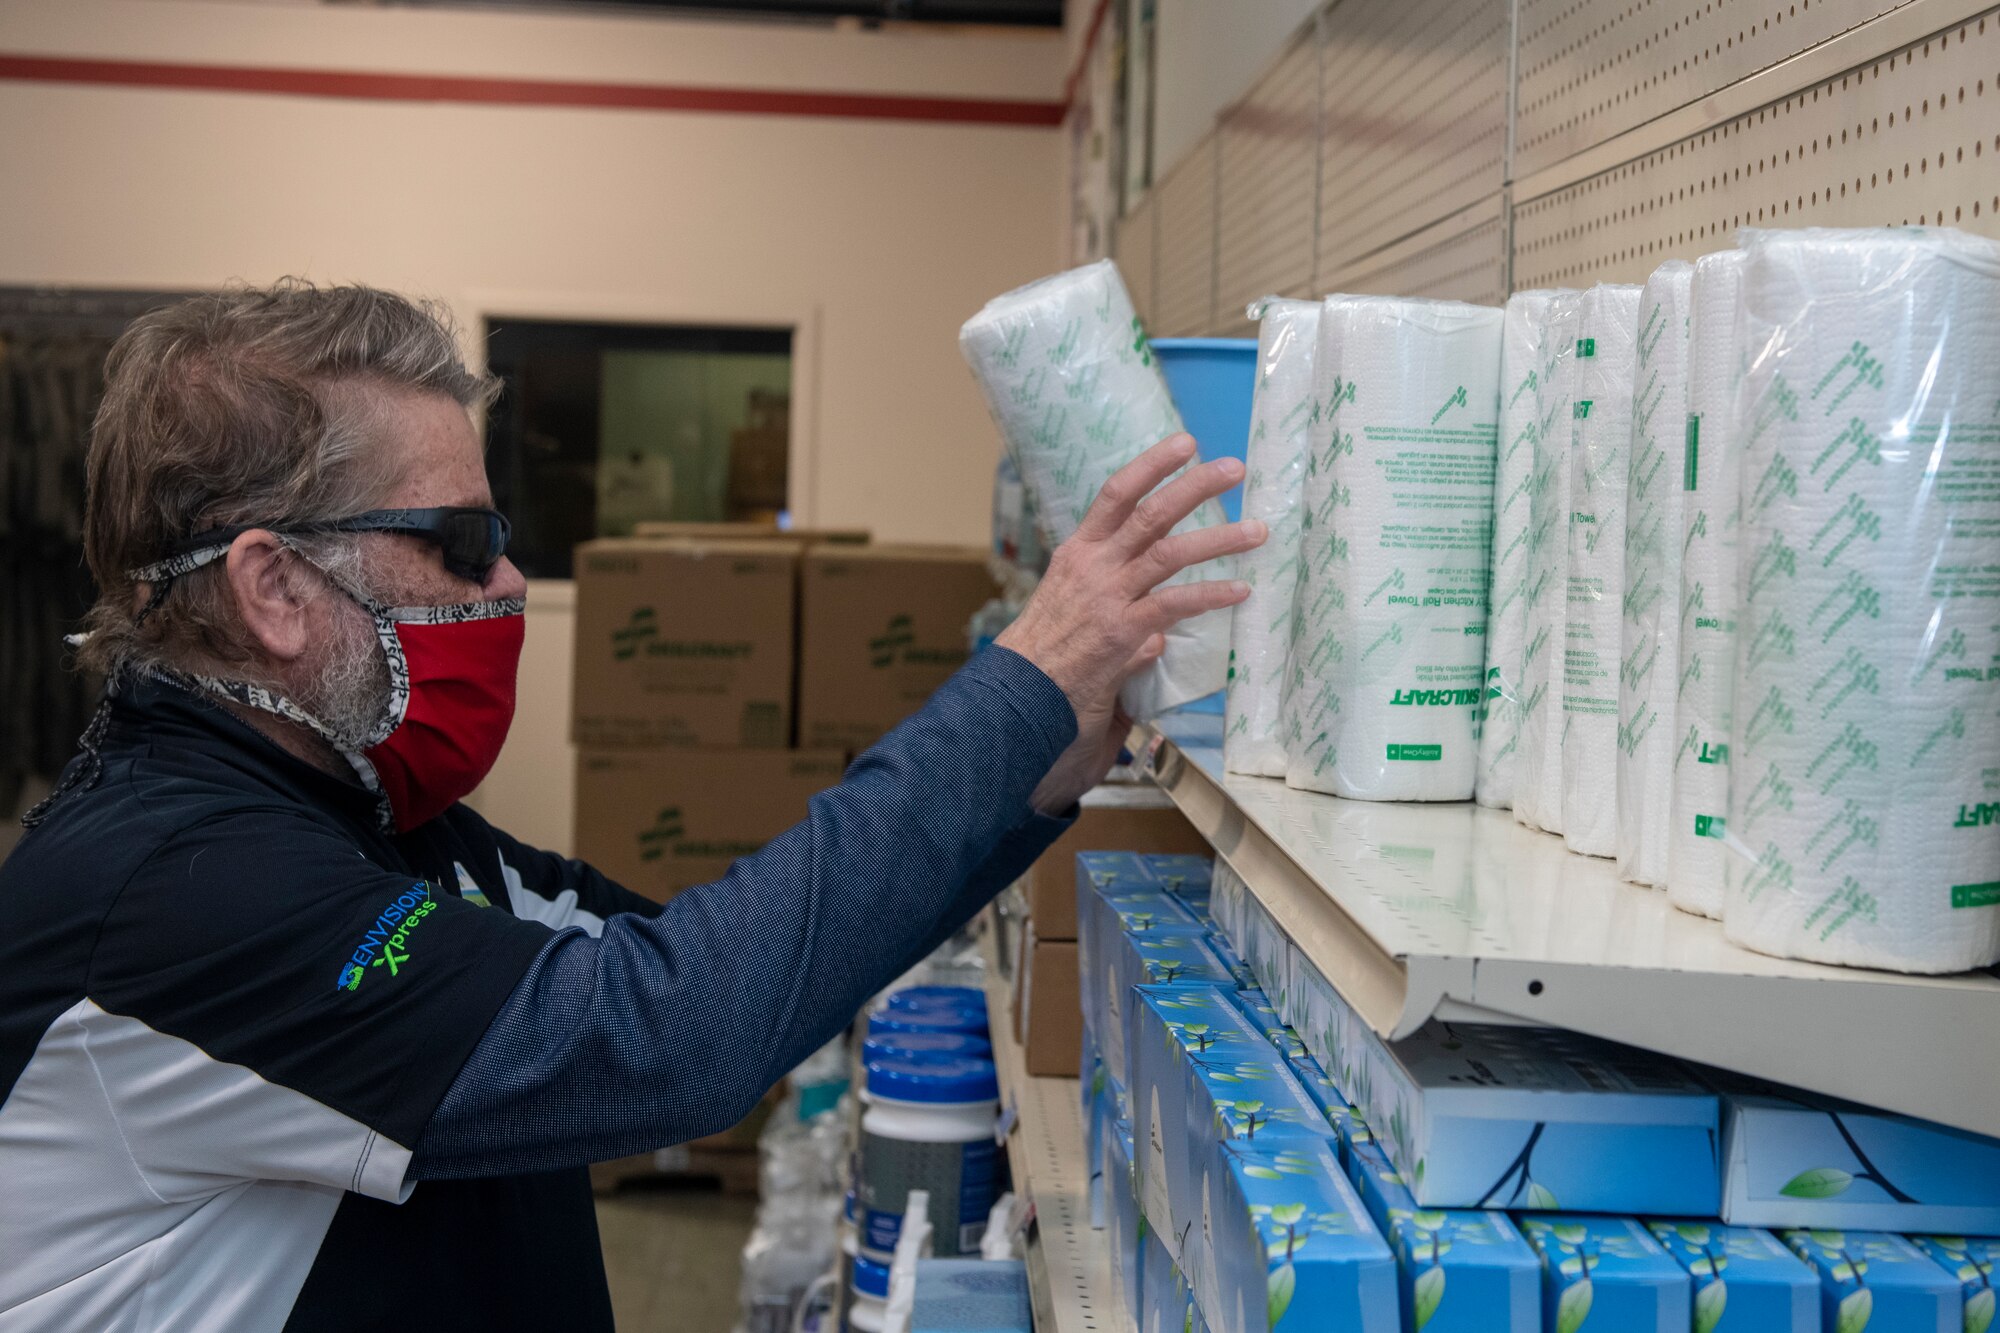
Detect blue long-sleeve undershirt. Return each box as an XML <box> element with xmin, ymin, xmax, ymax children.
<box><xmin>409</xmin><ymin>645</ymin><xmax>1076</xmax><ymax>1179</ymax></box>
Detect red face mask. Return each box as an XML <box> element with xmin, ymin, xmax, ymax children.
<box><xmin>360</xmin><ymin>601</ymin><xmax>526</xmax><ymax>832</ymax></box>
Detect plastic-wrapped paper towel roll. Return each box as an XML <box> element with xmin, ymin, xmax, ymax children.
<box><xmin>1616</xmin><ymin>262</ymin><xmax>1694</xmax><ymax>887</ymax></box>
<box><xmin>1282</xmin><ymin>296</ymin><xmax>1360</xmax><ymax>783</ymax></box>
<box><xmin>1514</xmin><ymin>293</ymin><xmax>1583</xmax><ymax>833</ymax></box>
<box><xmin>1563</xmin><ymin>284</ymin><xmax>1643</xmax><ymax>857</ymax></box>
<box><xmin>1225</xmin><ymin>297</ymin><xmax>1319</xmax><ymax>777</ymax></box>
<box><xmin>1285</xmin><ymin>296</ymin><xmax>1502</xmax><ymax>801</ymax></box>
<box><xmin>959</xmin><ymin>259</ymin><xmax>1229</xmax><ymax>719</ymax></box>
<box><xmin>1667</xmin><ymin>250</ymin><xmax>1747</xmax><ymax>918</ymax></box>
<box><xmin>1723</xmin><ymin>228</ymin><xmax>2000</xmax><ymax>974</ymax></box>
<box><xmin>1475</xmin><ymin>290</ymin><xmax>1562</xmax><ymax>810</ymax></box>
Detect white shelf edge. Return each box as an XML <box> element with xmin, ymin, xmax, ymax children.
<box><xmin>1140</xmin><ymin>725</ymin><xmax>2000</xmax><ymax>1139</ymax></box>
<box><xmin>980</xmin><ymin>924</ymin><xmax>1124</xmax><ymax>1333</ymax></box>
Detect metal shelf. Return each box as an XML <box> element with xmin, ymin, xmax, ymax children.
<box><xmin>980</xmin><ymin>930</ymin><xmax>1123</xmax><ymax>1333</ymax></box>
<box><xmin>1139</xmin><ymin>724</ymin><xmax>2000</xmax><ymax>1139</ymax></box>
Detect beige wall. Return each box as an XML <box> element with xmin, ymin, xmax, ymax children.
<box><xmin>0</xmin><ymin>0</ymin><xmax>1066</xmax><ymax>853</ymax></box>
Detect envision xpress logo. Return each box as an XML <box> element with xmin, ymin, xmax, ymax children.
<box><xmin>612</xmin><ymin>608</ymin><xmax>752</xmax><ymax>662</ymax></box>
<box><xmin>335</xmin><ymin>883</ymin><xmax>437</xmax><ymax>993</ymax></box>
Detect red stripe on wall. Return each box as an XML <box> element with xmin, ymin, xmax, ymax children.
<box><xmin>0</xmin><ymin>52</ymin><xmax>1067</xmax><ymax>127</ymax></box>
<box><xmin>1060</xmin><ymin>0</ymin><xmax>1113</xmax><ymax>110</ymax></box>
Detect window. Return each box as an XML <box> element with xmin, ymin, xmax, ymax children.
<box><xmin>483</xmin><ymin>318</ymin><xmax>794</xmax><ymax>579</ymax></box>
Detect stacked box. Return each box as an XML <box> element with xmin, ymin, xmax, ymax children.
<box><xmin>1781</xmin><ymin>1229</ymin><xmax>1960</xmax><ymax>1333</ymax></box>
<box><xmin>1332</xmin><ymin>1138</ymin><xmax>1540</xmax><ymax>1332</ymax></box>
<box><xmin>1076</xmin><ymin>853</ymin><xmax>1184</xmax><ymax>1051</ymax></box>
<box><xmin>1026</xmin><ymin>791</ymin><xmax>1208</xmax><ymax>937</ymax></box>
<box><xmin>1516</xmin><ymin>1216</ymin><xmax>1691</xmax><ymax>1333</ymax></box>
<box><xmin>1103</xmin><ymin>1111</ymin><xmax>1144</xmax><ymax>1330</ymax></box>
<box><xmin>1129</xmin><ymin>985</ymin><xmax>1339</xmax><ymax>1264</ymax></box>
<box><xmin>1288</xmin><ymin>954</ymin><xmax>1719</xmax><ymax>1214</ymax></box>
<box><xmin>1707</xmin><ymin>1065</ymin><xmax>2000</xmax><ymax>1235</ymax></box>
<box><xmin>1140</xmin><ymin>1222</ymin><xmax>1204</xmax><ymax>1333</ymax></box>
<box><xmin>1193</xmin><ymin>1137</ymin><xmax>1397</xmax><ymax>1333</ymax></box>
<box><xmin>1905</xmin><ymin>1236</ymin><xmax>1996</xmax><ymax>1333</ymax></box>
<box><xmin>1102</xmin><ymin>928</ymin><xmax>1233</xmax><ymax>1105</ymax></box>
<box><xmin>1644</xmin><ymin>1221</ymin><xmax>1817</xmax><ymax>1333</ymax></box>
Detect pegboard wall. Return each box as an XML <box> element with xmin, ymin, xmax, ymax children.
<box><xmin>1109</xmin><ymin>0</ymin><xmax>2000</xmax><ymax>327</ymax></box>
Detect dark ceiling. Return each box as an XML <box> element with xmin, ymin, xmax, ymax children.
<box><xmin>388</xmin><ymin>0</ymin><xmax>1063</xmax><ymax>27</ymax></box>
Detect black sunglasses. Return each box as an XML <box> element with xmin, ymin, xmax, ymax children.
<box><xmin>170</xmin><ymin>507</ymin><xmax>512</xmax><ymax>583</ymax></box>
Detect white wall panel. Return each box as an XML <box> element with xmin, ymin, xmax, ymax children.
<box><xmin>1215</xmin><ymin>33</ymin><xmax>1321</xmax><ymax>335</ymax></box>
<box><xmin>1151</xmin><ymin>132</ymin><xmax>1220</xmax><ymax>336</ymax></box>
<box><xmin>1326</xmin><ymin>194</ymin><xmax>1511</xmax><ymax>306</ymax></box>
<box><xmin>1514</xmin><ymin>9</ymin><xmax>2000</xmax><ymax>287</ymax></box>
<box><xmin>1514</xmin><ymin>0</ymin><xmax>1917</xmax><ymax>178</ymax></box>
<box><xmin>1114</xmin><ymin>192</ymin><xmax>1159</xmax><ymax>328</ymax></box>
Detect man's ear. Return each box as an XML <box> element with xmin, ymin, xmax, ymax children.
<box><xmin>225</xmin><ymin>531</ymin><xmax>314</xmax><ymax>663</ymax></box>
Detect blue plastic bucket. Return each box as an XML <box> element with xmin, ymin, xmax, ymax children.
<box><xmin>1149</xmin><ymin>338</ymin><xmax>1257</xmax><ymax>523</ymax></box>
<box><xmin>1150</xmin><ymin>336</ymin><xmax>1256</xmax><ymax>716</ymax></box>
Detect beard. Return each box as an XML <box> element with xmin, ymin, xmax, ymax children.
<box><xmin>300</xmin><ymin>603</ymin><xmax>393</xmax><ymax>750</ymax></box>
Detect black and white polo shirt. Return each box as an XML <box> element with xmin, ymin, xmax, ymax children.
<box><xmin>0</xmin><ymin>678</ymin><xmax>656</xmax><ymax>1329</ymax></box>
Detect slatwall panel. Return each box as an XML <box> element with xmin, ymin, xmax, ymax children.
<box><xmin>1513</xmin><ymin>10</ymin><xmax>2000</xmax><ymax>287</ymax></box>
<box><xmin>1315</xmin><ymin>0</ymin><xmax>1511</xmax><ymax>278</ymax></box>
<box><xmin>1151</xmin><ymin>133</ymin><xmax>1220</xmax><ymax>336</ymax></box>
<box><xmin>1215</xmin><ymin>33</ymin><xmax>1321</xmax><ymax>336</ymax></box>
<box><xmin>1114</xmin><ymin>193</ymin><xmax>1159</xmax><ymax>329</ymax></box>
<box><xmin>1514</xmin><ymin>0</ymin><xmax>1917</xmax><ymax>179</ymax></box>
<box><xmin>1325</xmin><ymin>194</ymin><xmax>1512</xmax><ymax>306</ymax></box>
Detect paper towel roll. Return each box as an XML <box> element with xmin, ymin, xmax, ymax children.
<box><xmin>1475</xmin><ymin>290</ymin><xmax>1563</xmax><ymax>810</ymax></box>
<box><xmin>1560</xmin><ymin>284</ymin><xmax>1644</xmax><ymax>857</ymax></box>
<box><xmin>1616</xmin><ymin>262</ymin><xmax>1694</xmax><ymax>886</ymax></box>
<box><xmin>1226</xmin><ymin>297</ymin><xmax>1319</xmax><ymax>777</ymax></box>
<box><xmin>1667</xmin><ymin>250</ymin><xmax>1747</xmax><ymax>918</ymax></box>
<box><xmin>1723</xmin><ymin>228</ymin><xmax>2000</xmax><ymax>974</ymax></box>
<box><xmin>1514</xmin><ymin>293</ymin><xmax>1582</xmax><ymax>833</ymax></box>
<box><xmin>959</xmin><ymin>259</ymin><xmax>1231</xmax><ymax>719</ymax></box>
<box><xmin>1285</xmin><ymin>296</ymin><xmax>1502</xmax><ymax>801</ymax></box>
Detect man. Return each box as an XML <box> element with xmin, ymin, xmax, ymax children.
<box><xmin>0</xmin><ymin>282</ymin><xmax>1260</xmax><ymax>1329</ymax></box>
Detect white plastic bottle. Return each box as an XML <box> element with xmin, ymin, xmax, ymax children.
<box><xmin>855</xmin><ymin>1055</ymin><xmax>1000</xmax><ymax>1260</ymax></box>
<box><xmin>846</xmin><ymin>1254</ymin><xmax>891</xmax><ymax>1333</ymax></box>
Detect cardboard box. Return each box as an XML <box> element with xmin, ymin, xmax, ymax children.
<box><xmin>1015</xmin><ymin>927</ymin><xmax>1081</xmax><ymax>1078</ymax></box>
<box><xmin>1287</xmin><ymin>950</ymin><xmax>1719</xmax><ymax>1215</ymax></box>
<box><xmin>797</xmin><ymin>544</ymin><xmax>998</xmax><ymax>754</ymax></box>
<box><xmin>1196</xmin><ymin>1137</ymin><xmax>1397</xmax><ymax>1333</ymax></box>
<box><xmin>1781</xmin><ymin>1229</ymin><xmax>1959</xmax><ymax>1333</ymax></box>
<box><xmin>575</xmin><ymin>746</ymin><xmax>846</xmax><ymax>902</ymax></box>
<box><xmin>1646</xmin><ymin>1222</ymin><xmax>1817</xmax><ymax>1333</ymax></box>
<box><xmin>1026</xmin><ymin>789</ymin><xmax>1209</xmax><ymax>939</ymax></box>
<box><xmin>1707</xmin><ymin>1065</ymin><xmax>2000</xmax><ymax>1235</ymax></box>
<box><xmin>572</xmin><ymin>538</ymin><xmax>799</xmax><ymax>748</ymax></box>
<box><xmin>631</xmin><ymin>521</ymin><xmax>869</xmax><ymax>545</ymax></box>
<box><xmin>1518</xmin><ymin>1217</ymin><xmax>1690</xmax><ymax>1333</ymax></box>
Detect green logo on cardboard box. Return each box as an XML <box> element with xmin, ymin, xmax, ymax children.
<box><xmin>638</xmin><ymin>807</ymin><xmax>685</xmax><ymax>862</ymax></box>
<box><xmin>613</xmin><ymin>607</ymin><xmax>659</xmax><ymax>660</ymax></box>
<box><xmin>613</xmin><ymin>607</ymin><xmax>752</xmax><ymax>662</ymax></box>
<box><xmin>868</xmin><ymin>615</ymin><xmax>969</xmax><ymax>670</ymax></box>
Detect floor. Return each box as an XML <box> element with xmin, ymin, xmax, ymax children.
<box><xmin>597</xmin><ymin>1185</ymin><xmax>758</xmax><ymax>1331</ymax></box>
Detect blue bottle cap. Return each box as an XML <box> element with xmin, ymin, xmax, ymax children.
<box><xmin>852</xmin><ymin>1253</ymin><xmax>892</xmax><ymax>1299</ymax></box>
<box><xmin>867</xmin><ymin>1006</ymin><xmax>987</xmax><ymax>1039</ymax></box>
<box><xmin>885</xmin><ymin>985</ymin><xmax>987</xmax><ymax>1016</ymax></box>
<box><xmin>863</xmin><ymin>1054</ymin><xmax>1000</xmax><ymax>1105</ymax></box>
<box><xmin>862</xmin><ymin>1030</ymin><xmax>993</xmax><ymax>1063</ymax></box>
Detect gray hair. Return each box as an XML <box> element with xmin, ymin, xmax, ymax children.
<box><xmin>80</xmin><ymin>278</ymin><xmax>499</xmax><ymax>679</ymax></box>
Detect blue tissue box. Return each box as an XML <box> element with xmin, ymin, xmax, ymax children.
<box><xmin>1517</xmin><ymin>1215</ymin><xmax>1691</xmax><ymax>1333</ymax></box>
<box><xmin>1708</xmin><ymin>1065</ymin><xmax>2000</xmax><ymax>1235</ymax></box>
<box><xmin>909</xmin><ymin>1260</ymin><xmax>1031</xmax><ymax>1333</ymax></box>
<box><xmin>1138</xmin><ymin>853</ymin><xmax>1213</xmax><ymax>900</ymax></box>
<box><xmin>1104</xmin><ymin>928</ymin><xmax>1233</xmax><ymax>1096</ymax></box>
<box><xmin>1645</xmin><ymin>1221</ymin><xmax>1817</xmax><ymax>1333</ymax></box>
<box><xmin>1129</xmin><ymin>985</ymin><xmax>1339</xmax><ymax>1264</ymax></box>
<box><xmin>1103</xmin><ymin>1112</ymin><xmax>1142</xmax><ymax>1329</ymax></box>
<box><xmin>1141</xmin><ymin>1218</ymin><xmax>1201</xmax><ymax>1333</ymax></box>
<box><xmin>1194</xmin><ymin>1136</ymin><xmax>1397</xmax><ymax>1333</ymax></box>
<box><xmin>1208</xmin><ymin>862</ymin><xmax>1291</xmax><ymax>1001</ymax></box>
<box><xmin>1905</xmin><ymin>1235</ymin><xmax>1995</xmax><ymax>1333</ymax></box>
<box><xmin>1077</xmin><ymin>851</ymin><xmax>1200</xmax><ymax>1058</ymax></box>
<box><xmin>1289</xmin><ymin>955</ymin><xmax>1718</xmax><ymax>1214</ymax></box>
<box><xmin>1335</xmin><ymin>1138</ymin><xmax>1539</xmax><ymax>1332</ymax></box>
<box><xmin>1782</xmin><ymin>1229</ymin><xmax>1959</xmax><ymax>1333</ymax></box>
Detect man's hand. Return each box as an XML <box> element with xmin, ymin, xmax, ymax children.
<box><xmin>997</xmin><ymin>434</ymin><xmax>1268</xmax><ymax>815</ymax></box>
